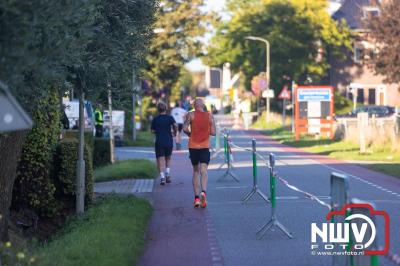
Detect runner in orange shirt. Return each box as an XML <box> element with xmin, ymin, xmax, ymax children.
<box><xmin>183</xmin><ymin>98</ymin><xmax>216</xmax><ymax>208</ymax></box>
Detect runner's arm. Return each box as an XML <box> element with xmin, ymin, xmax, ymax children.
<box><xmin>209</xmin><ymin>113</ymin><xmax>216</xmax><ymax>136</ymax></box>
<box><xmin>183</xmin><ymin>112</ymin><xmax>192</xmax><ymax>136</ymax></box>
<box><xmin>151</xmin><ymin>119</ymin><xmax>156</xmax><ymax>134</ymax></box>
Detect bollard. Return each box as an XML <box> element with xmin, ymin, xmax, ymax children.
<box><xmin>218</xmin><ymin>131</ymin><xmax>239</xmax><ymax>182</ymax></box>
<box><xmin>350</xmin><ymin>199</ymin><xmax>380</xmax><ymax>266</ymax></box>
<box><xmin>330</xmin><ymin>172</ymin><xmax>350</xmax><ymax>266</ymax></box>
<box><xmin>257</xmin><ymin>153</ymin><xmax>293</xmax><ymax>239</ymax></box>
<box><xmin>242</xmin><ymin>139</ymin><xmax>270</xmax><ymax>203</ymax></box>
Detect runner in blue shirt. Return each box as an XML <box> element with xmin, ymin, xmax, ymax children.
<box><xmin>151</xmin><ymin>102</ymin><xmax>178</xmax><ymax>185</ymax></box>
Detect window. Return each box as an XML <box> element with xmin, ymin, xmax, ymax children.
<box><xmin>357</xmin><ymin>88</ymin><xmax>364</xmax><ymax>104</ymax></box>
<box><xmin>368</xmin><ymin>88</ymin><xmax>376</xmax><ymax>105</ymax></box>
<box><xmin>353</xmin><ymin>43</ymin><xmax>363</xmax><ymax>63</ymax></box>
<box><xmin>363</xmin><ymin>7</ymin><xmax>380</xmax><ymax>19</ymax></box>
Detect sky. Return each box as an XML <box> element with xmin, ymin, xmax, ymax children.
<box><xmin>185</xmin><ymin>0</ymin><xmax>227</xmax><ymax>72</ymax></box>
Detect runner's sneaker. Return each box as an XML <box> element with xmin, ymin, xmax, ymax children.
<box><xmin>194</xmin><ymin>198</ymin><xmax>201</xmax><ymax>208</ymax></box>
<box><xmin>200</xmin><ymin>192</ymin><xmax>207</xmax><ymax>208</ymax></box>
<box><xmin>166</xmin><ymin>176</ymin><xmax>171</xmax><ymax>183</ymax></box>
<box><xmin>160</xmin><ymin>178</ymin><xmax>166</xmax><ymax>185</ymax></box>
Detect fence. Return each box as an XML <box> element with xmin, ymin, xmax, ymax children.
<box><xmin>335</xmin><ymin>115</ymin><xmax>400</xmax><ymax>152</ymax></box>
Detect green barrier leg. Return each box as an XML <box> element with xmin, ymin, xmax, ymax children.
<box><xmin>218</xmin><ymin>134</ymin><xmax>239</xmax><ymax>182</ymax></box>
<box><xmin>242</xmin><ymin>139</ymin><xmax>269</xmax><ymax>203</ymax></box>
<box><xmin>256</xmin><ymin>153</ymin><xmax>292</xmax><ymax>239</ymax></box>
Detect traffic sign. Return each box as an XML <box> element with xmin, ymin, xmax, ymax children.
<box><xmin>262</xmin><ymin>89</ymin><xmax>274</xmax><ymax>98</ymax></box>
<box><xmin>278</xmin><ymin>86</ymin><xmax>291</xmax><ymax>100</ymax></box>
<box><xmin>0</xmin><ymin>83</ymin><xmax>33</xmax><ymax>132</ymax></box>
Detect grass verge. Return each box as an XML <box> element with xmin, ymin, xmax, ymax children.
<box><xmin>123</xmin><ymin>131</ymin><xmax>154</xmax><ymax>147</ymax></box>
<box><xmin>35</xmin><ymin>196</ymin><xmax>152</xmax><ymax>266</ymax></box>
<box><xmin>94</xmin><ymin>159</ymin><xmax>158</xmax><ymax>182</ymax></box>
<box><xmin>262</xmin><ymin>126</ymin><xmax>400</xmax><ymax>178</ymax></box>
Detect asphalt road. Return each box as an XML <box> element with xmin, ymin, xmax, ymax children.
<box><xmin>116</xmin><ymin>114</ymin><xmax>400</xmax><ymax>266</ymax></box>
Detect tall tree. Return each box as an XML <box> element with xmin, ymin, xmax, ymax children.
<box><xmin>144</xmin><ymin>0</ymin><xmax>215</xmax><ymax>99</ymax></box>
<box><xmin>0</xmin><ymin>0</ymin><xmax>157</xmax><ymax>238</ymax></box>
<box><xmin>204</xmin><ymin>0</ymin><xmax>351</xmax><ymax>91</ymax></box>
<box><xmin>367</xmin><ymin>0</ymin><xmax>400</xmax><ymax>84</ymax></box>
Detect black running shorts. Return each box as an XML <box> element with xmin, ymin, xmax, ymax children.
<box><xmin>155</xmin><ymin>145</ymin><xmax>173</xmax><ymax>158</ymax></box>
<box><xmin>189</xmin><ymin>148</ymin><xmax>210</xmax><ymax>165</ymax></box>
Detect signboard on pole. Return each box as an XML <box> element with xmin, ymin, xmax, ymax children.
<box><xmin>278</xmin><ymin>86</ymin><xmax>291</xmax><ymax>100</ymax></box>
<box><xmin>294</xmin><ymin>86</ymin><xmax>334</xmax><ymax>140</ymax></box>
<box><xmin>262</xmin><ymin>89</ymin><xmax>274</xmax><ymax>98</ymax></box>
<box><xmin>0</xmin><ymin>84</ymin><xmax>33</xmax><ymax>132</ymax></box>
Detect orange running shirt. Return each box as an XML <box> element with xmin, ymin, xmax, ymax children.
<box><xmin>188</xmin><ymin>111</ymin><xmax>211</xmax><ymax>149</ymax></box>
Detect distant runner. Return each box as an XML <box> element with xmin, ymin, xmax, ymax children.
<box><xmin>183</xmin><ymin>98</ymin><xmax>216</xmax><ymax>208</ymax></box>
<box><xmin>151</xmin><ymin>102</ymin><xmax>178</xmax><ymax>185</ymax></box>
<box><xmin>171</xmin><ymin>101</ymin><xmax>187</xmax><ymax>150</ymax></box>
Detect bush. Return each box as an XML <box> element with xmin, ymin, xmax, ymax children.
<box><xmin>63</xmin><ymin>130</ymin><xmax>94</xmax><ymax>150</ymax></box>
<box><xmin>12</xmin><ymin>89</ymin><xmax>61</xmax><ymax>217</ymax></box>
<box><xmin>53</xmin><ymin>139</ymin><xmax>94</xmax><ymax>209</ymax></box>
<box><xmin>93</xmin><ymin>138</ymin><xmax>111</xmax><ymax>168</ymax></box>
<box><xmin>334</xmin><ymin>91</ymin><xmax>353</xmax><ymax>115</ymax></box>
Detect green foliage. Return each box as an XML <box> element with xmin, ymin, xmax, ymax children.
<box><xmin>53</xmin><ymin>139</ymin><xmax>94</xmax><ymax>208</ymax></box>
<box><xmin>334</xmin><ymin>90</ymin><xmax>353</xmax><ymax>115</ymax></box>
<box><xmin>12</xmin><ymin>90</ymin><xmax>61</xmax><ymax>217</ymax></box>
<box><xmin>34</xmin><ymin>196</ymin><xmax>153</xmax><ymax>266</ymax></box>
<box><xmin>63</xmin><ymin>130</ymin><xmax>94</xmax><ymax>151</ymax></box>
<box><xmin>93</xmin><ymin>138</ymin><xmax>111</xmax><ymax>168</ymax></box>
<box><xmin>122</xmin><ymin>131</ymin><xmax>155</xmax><ymax>147</ymax></box>
<box><xmin>144</xmin><ymin>0</ymin><xmax>215</xmax><ymax>92</ymax></box>
<box><xmin>94</xmin><ymin>159</ymin><xmax>158</xmax><ymax>183</ymax></box>
<box><xmin>205</xmin><ymin>0</ymin><xmax>351</xmax><ymax>91</ymax></box>
<box><xmin>141</xmin><ymin>96</ymin><xmax>157</xmax><ymax>130</ymax></box>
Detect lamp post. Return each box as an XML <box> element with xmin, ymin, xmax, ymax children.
<box><xmin>245</xmin><ymin>36</ymin><xmax>271</xmax><ymax>123</ymax></box>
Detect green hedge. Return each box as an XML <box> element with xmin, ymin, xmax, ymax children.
<box><xmin>12</xmin><ymin>89</ymin><xmax>60</xmax><ymax>217</ymax></box>
<box><xmin>53</xmin><ymin>139</ymin><xmax>94</xmax><ymax>209</ymax></box>
<box><xmin>63</xmin><ymin>130</ymin><xmax>94</xmax><ymax>150</ymax></box>
<box><xmin>93</xmin><ymin>138</ymin><xmax>111</xmax><ymax>168</ymax></box>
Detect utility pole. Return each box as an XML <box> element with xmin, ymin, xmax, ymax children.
<box><xmin>132</xmin><ymin>70</ymin><xmax>137</xmax><ymax>141</ymax></box>
<box><xmin>108</xmin><ymin>86</ymin><xmax>115</xmax><ymax>164</ymax></box>
<box><xmin>76</xmin><ymin>91</ymin><xmax>85</xmax><ymax>214</ymax></box>
<box><xmin>291</xmin><ymin>80</ymin><xmax>296</xmax><ymax>133</ymax></box>
<box><xmin>245</xmin><ymin>36</ymin><xmax>271</xmax><ymax>123</ymax></box>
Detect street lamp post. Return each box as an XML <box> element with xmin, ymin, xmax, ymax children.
<box><xmin>245</xmin><ymin>36</ymin><xmax>271</xmax><ymax>123</ymax></box>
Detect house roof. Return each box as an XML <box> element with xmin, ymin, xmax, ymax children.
<box><xmin>332</xmin><ymin>0</ymin><xmax>377</xmax><ymax>29</ymax></box>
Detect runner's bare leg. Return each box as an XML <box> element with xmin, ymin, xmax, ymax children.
<box><xmin>199</xmin><ymin>163</ymin><xmax>208</xmax><ymax>192</ymax></box>
<box><xmin>192</xmin><ymin>164</ymin><xmax>200</xmax><ymax>196</ymax></box>
<box><xmin>157</xmin><ymin>156</ymin><xmax>166</xmax><ymax>175</ymax></box>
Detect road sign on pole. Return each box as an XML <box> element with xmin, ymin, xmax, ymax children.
<box><xmin>0</xmin><ymin>82</ymin><xmax>33</xmax><ymax>132</ymax></box>
<box><xmin>278</xmin><ymin>86</ymin><xmax>291</xmax><ymax>100</ymax></box>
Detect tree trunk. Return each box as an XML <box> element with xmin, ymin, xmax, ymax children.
<box><xmin>0</xmin><ymin>131</ymin><xmax>27</xmax><ymax>241</ymax></box>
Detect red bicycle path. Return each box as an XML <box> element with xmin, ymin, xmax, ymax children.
<box><xmin>138</xmin><ymin>130</ymin><xmax>400</xmax><ymax>266</ymax></box>
<box><xmin>138</xmin><ymin>149</ymin><xmax>223</xmax><ymax>266</ymax></box>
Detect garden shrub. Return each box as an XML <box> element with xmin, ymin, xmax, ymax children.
<box><xmin>12</xmin><ymin>89</ymin><xmax>61</xmax><ymax>217</ymax></box>
<box><xmin>93</xmin><ymin>138</ymin><xmax>111</xmax><ymax>168</ymax></box>
<box><xmin>53</xmin><ymin>139</ymin><xmax>94</xmax><ymax>209</ymax></box>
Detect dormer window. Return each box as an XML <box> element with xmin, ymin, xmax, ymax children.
<box><xmin>363</xmin><ymin>6</ymin><xmax>380</xmax><ymax>18</ymax></box>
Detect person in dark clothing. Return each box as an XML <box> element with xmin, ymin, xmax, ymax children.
<box><xmin>151</xmin><ymin>102</ymin><xmax>178</xmax><ymax>185</ymax></box>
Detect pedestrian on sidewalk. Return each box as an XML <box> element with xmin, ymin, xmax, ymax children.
<box><xmin>183</xmin><ymin>98</ymin><xmax>216</xmax><ymax>208</ymax></box>
<box><xmin>171</xmin><ymin>100</ymin><xmax>187</xmax><ymax>150</ymax></box>
<box><xmin>151</xmin><ymin>102</ymin><xmax>178</xmax><ymax>185</ymax></box>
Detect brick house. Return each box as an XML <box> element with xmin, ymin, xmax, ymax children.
<box><xmin>329</xmin><ymin>0</ymin><xmax>400</xmax><ymax>107</ymax></box>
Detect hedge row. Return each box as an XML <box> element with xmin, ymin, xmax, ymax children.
<box><xmin>53</xmin><ymin>139</ymin><xmax>94</xmax><ymax>209</ymax></box>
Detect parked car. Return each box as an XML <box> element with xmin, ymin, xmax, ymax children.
<box><xmin>335</xmin><ymin>105</ymin><xmax>396</xmax><ymax>119</ymax></box>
